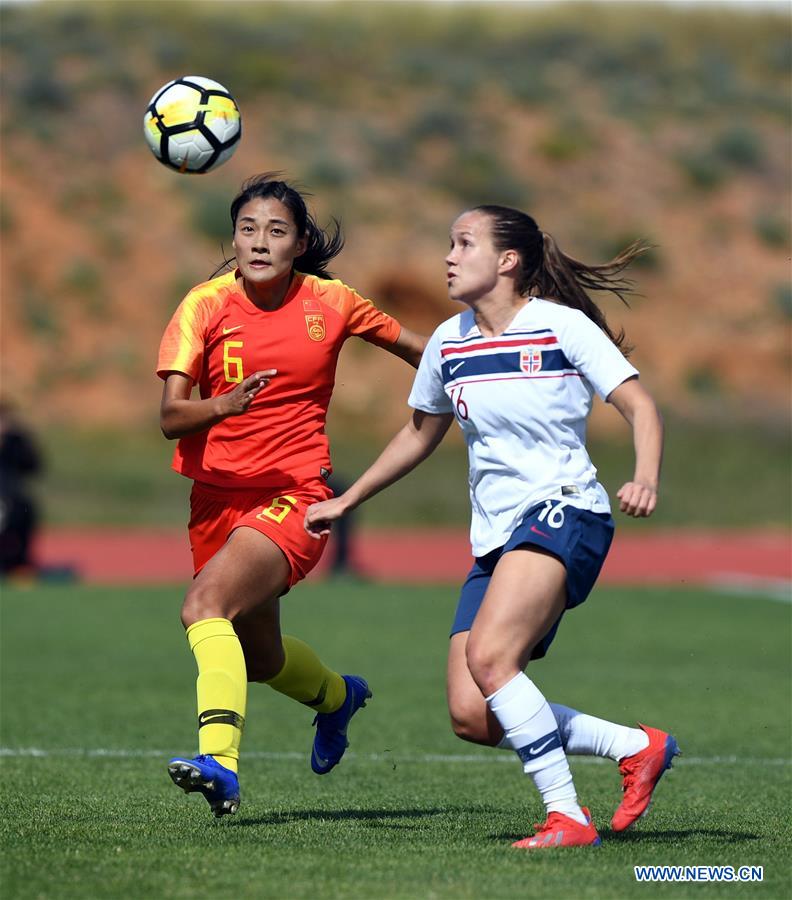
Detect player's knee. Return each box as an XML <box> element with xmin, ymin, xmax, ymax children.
<box><xmin>180</xmin><ymin>582</ymin><xmax>234</xmax><ymax>628</ymax></box>
<box><xmin>465</xmin><ymin>639</ymin><xmax>507</xmax><ymax>696</ymax></box>
<box><xmin>448</xmin><ymin>705</ymin><xmax>493</xmax><ymax>745</ymax></box>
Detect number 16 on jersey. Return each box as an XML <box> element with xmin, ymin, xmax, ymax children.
<box><xmin>450</xmin><ymin>386</ymin><xmax>469</xmax><ymax>421</ymax></box>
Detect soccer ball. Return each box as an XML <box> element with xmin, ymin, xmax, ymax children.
<box><xmin>143</xmin><ymin>76</ymin><xmax>241</xmax><ymax>174</ymax></box>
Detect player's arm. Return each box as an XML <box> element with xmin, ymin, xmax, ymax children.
<box><xmin>343</xmin><ymin>286</ymin><xmax>426</xmax><ymax>366</ymax></box>
<box><xmin>382</xmin><ymin>326</ymin><xmax>427</xmax><ymax>368</ymax></box>
<box><xmin>159</xmin><ymin>369</ymin><xmax>277</xmax><ymax>440</ymax></box>
<box><xmin>607</xmin><ymin>376</ymin><xmax>664</xmax><ymax>518</ymax></box>
<box><xmin>305</xmin><ymin>409</ymin><xmax>454</xmax><ymax>536</ymax></box>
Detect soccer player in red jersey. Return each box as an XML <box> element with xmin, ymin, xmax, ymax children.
<box><xmin>158</xmin><ymin>174</ymin><xmax>426</xmax><ymax>817</ymax></box>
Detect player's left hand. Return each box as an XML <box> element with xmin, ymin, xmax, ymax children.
<box><xmin>616</xmin><ymin>481</ymin><xmax>657</xmax><ymax>518</ymax></box>
<box><xmin>304</xmin><ymin>497</ymin><xmax>350</xmax><ymax>539</ymax></box>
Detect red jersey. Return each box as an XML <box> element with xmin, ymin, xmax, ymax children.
<box><xmin>157</xmin><ymin>270</ymin><xmax>402</xmax><ymax>488</ymax></box>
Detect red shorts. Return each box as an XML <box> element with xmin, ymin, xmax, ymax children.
<box><xmin>188</xmin><ymin>480</ymin><xmax>332</xmax><ymax>588</ymax></box>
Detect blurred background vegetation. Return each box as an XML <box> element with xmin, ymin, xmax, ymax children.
<box><xmin>0</xmin><ymin>0</ymin><xmax>789</xmax><ymax>530</ymax></box>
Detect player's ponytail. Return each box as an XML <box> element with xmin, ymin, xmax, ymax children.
<box><xmin>296</xmin><ymin>213</ymin><xmax>344</xmax><ymax>280</ymax></box>
<box><xmin>474</xmin><ymin>204</ymin><xmax>649</xmax><ymax>354</ymax></box>
<box><xmin>223</xmin><ymin>173</ymin><xmax>344</xmax><ymax>280</ymax></box>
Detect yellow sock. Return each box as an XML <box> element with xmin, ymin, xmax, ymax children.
<box><xmin>187</xmin><ymin>617</ymin><xmax>247</xmax><ymax>774</ymax></box>
<box><xmin>265</xmin><ymin>635</ymin><xmax>346</xmax><ymax>714</ymax></box>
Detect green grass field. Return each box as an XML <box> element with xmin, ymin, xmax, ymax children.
<box><xmin>1</xmin><ymin>581</ymin><xmax>790</xmax><ymax>899</ymax></box>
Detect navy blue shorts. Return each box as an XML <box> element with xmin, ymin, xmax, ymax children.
<box><xmin>450</xmin><ymin>500</ymin><xmax>614</xmax><ymax>659</ymax></box>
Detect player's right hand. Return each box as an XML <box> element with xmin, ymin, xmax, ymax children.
<box><xmin>219</xmin><ymin>370</ymin><xmax>277</xmax><ymax>416</ymax></box>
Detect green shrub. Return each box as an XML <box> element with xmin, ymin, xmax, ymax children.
<box><xmin>152</xmin><ymin>34</ymin><xmax>188</xmax><ymax>70</ymax></box>
<box><xmin>437</xmin><ymin>148</ymin><xmax>527</xmax><ymax>207</ymax></box>
<box><xmin>762</xmin><ymin>35</ymin><xmax>792</xmax><ymax>75</ymax></box>
<box><xmin>685</xmin><ymin>366</ymin><xmax>722</xmax><ymax>396</ymax></box>
<box><xmin>20</xmin><ymin>289</ymin><xmax>61</xmax><ymax>340</ymax></box>
<box><xmin>676</xmin><ymin>149</ymin><xmax>727</xmax><ymax>190</ymax></box>
<box><xmin>537</xmin><ymin>117</ymin><xmax>597</xmax><ymax>162</ymax></box>
<box><xmin>409</xmin><ymin>104</ymin><xmax>469</xmax><ymax>143</ymax></box>
<box><xmin>771</xmin><ymin>282</ymin><xmax>792</xmax><ymax>319</ymax></box>
<box><xmin>58</xmin><ymin>180</ymin><xmax>126</xmax><ymax>216</ymax></box>
<box><xmin>714</xmin><ymin>124</ymin><xmax>765</xmax><ymax>170</ymax></box>
<box><xmin>62</xmin><ymin>258</ymin><xmax>110</xmax><ymax>319</ymax></box>
<box><xmin>62</xmin><ymin>358</ymin><xmax>102</xmax><ymax>384</ymax></box>
<box><xmin>303</xmin><ymin>156</ymin><xmax>353</xmax><ymax>190</ymax></box>
<box><xmin>754</xmin><ymin>212</ymin><xmax>790</xmax><ymax>248</ymax></box>
<box><xmin>113</xmin><ymin>342</ymin><xmax>142</xmax><ymax>378</ymax></box>
<box><xmin>190</xmin><ymin>187</ymin><xmax>233</xmax><ymax>245</ymax></box>
<box><xmin>365</xmin><ymin>129</ymin><xmax>414</xmax><ymax>175</ymax></box>
<box><xmin>167</xmin><ymin>275</ymin><xmax>203</xmax><ymax>311</ymax></box>
<box><xmin>17</xmin><ymin>67</ymin><xmax>70</xmax><ymax>113</ymax></box>
<box><xmin>0</xmin><ymin>200</ymin><xmax>14</xmax><ymax>234</ymax></box>
<box><xmin>62</xmin><ymin>259</ymin><xmax>99</xmax><ymax>292</ymax></box>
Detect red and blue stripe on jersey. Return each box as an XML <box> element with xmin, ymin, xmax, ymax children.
<box><xmin>440</xmin><ymin>328</ymin><xmax>578</xmax><ymax>387</ymax></box>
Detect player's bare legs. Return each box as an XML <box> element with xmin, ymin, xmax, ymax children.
<box><xmin>170</xmin><ymin>527</ymin><xmax>367</xmax><ymax>816</ymax></box>
<box><xmin>181</xmin><ymin>527</ymin><xmax>291</xmax><ymax>692</ymax></box>
<box><xmin>448</xmin><ymin>546</ymin><xmax>676</xmax><ymax>835</ymax></box>
<box><xmin>461</xmin><ymin>547</ymin><xmax>600</xmax><ymax>846</ymax></box>
<box><xmin>465</xmin><ymin>546</ymin><xmax>567</xmax><ymax>695</ymax></box>
<box><xmin>447</xmin><ymin>633</ymin><xmax>502</xmax><ymax>746</ymax></box>
<box><xmin>169</xmin><ymin>528</ymin><xmax>288</xmax><ymax>814</ymax></box>
<box><xmin>181</xmin><ymin>527</ymin><xmax>289</xmax><ymax>628</ymax></box>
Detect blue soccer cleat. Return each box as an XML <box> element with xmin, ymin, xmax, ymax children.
<box><xmin>167</xmin><ymin>753</ymin><xmax>240</xmax><ymax>818</ymax></box>
<box><xmin>311</xmin><ymin>675</ymin><xmax>372</xmax><ymax>775</ymax></box>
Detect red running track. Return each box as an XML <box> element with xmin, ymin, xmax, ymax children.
<box><xmin>31</xmin><ymin>527</ymin><xmax>791</xmax><ymax>589</ymax></box>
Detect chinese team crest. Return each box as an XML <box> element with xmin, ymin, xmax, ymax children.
<box><xmin>305</xmin><ymin>314</ymin><xmax>326</xmax><ymax>341</ymax></box>
<box><xmin>520</xmin><ymin>347</ymin><xmax>543</xmax><ymax>374</ymax></box>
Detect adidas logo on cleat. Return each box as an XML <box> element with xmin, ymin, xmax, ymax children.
<box><xmin>512</xmin><ymin>807</ymin><xmax>601</xmax><ymax>849</ymax></box>
<box><xmin>527</xmin><ymin>831</ymin><xmax>565</xmax><ymax>848</ymax></box>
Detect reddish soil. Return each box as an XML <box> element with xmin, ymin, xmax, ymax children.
<box><xmin>32</xmin><ymin>528</ymin><xmax>791</xmax><ymax>588</ymax></box>
<box><xmin>2</xmin><ymin>85</ymin><xmax>790</xmax><ymax>438</ymax></box>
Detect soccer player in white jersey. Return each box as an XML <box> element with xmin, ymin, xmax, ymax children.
<box><xmin>305</xmin><ymin>205</ymin><xmax>678</xmax><ymax>849</ymax></box>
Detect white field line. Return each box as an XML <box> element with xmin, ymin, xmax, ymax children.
<box><xmin>0</xmin><ymin>747</ymin><xmax>789</xmax><ymax>766</ymax></box>
<box><xmin>709</xmin><ymin>574</ymin><xmax>792</xmax><ymax>603</ymax></box>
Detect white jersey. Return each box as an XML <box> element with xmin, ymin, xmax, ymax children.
<box><xmin>408</xmin><ymin>298</ymin><xmax>638</xmax><ymax>557</ymax></box>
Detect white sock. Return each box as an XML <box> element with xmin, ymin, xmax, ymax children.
<box><xmin>487</xmin><ymin>673</ymin><xmax>587</xmax><ymax>824</ymax></box>
<box><xmin>549</xmin><ymin>703</ymin><xmax>649</xmax><ymax>761</ymax></box>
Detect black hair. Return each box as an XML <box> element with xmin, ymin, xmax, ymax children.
<box><xmin>218</xmin><ymin>172</ymin><xmax>344</xmax><ymax>279</ymax></box>
<box><xmin>472</xmin><ymin>204</ymin><xmax>649</xmax><ymax>353</ymax></box>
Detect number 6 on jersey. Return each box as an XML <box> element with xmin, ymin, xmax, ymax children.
<box><xmin>223</xmin><ymin>340</ymin><xmax>244</xmax><ymax>383</ymax></box>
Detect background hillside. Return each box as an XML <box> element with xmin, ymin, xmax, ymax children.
<box><xmin>0</xmin><ymin>0</ymin><xmax>790</xmax><ymax>528</ymax></box>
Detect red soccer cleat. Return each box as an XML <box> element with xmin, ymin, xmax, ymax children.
<box><xmin>611</xmin><ymin>723</ymin><xmax>680</xmax><ymax>832</ymax></box>
<box><xmin>512</xmin><ymin>806</ymin><xmax>601</xmax><ymax>849</ymax></box>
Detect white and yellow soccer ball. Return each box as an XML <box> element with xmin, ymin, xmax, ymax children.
<box><xmin>143</xmin><ymin>76</ymin><xmax>241</xmax><ymax>174</ymax></box>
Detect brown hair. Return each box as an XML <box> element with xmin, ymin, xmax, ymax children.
<box><xmin>473</xmin><ymin>204</ymin><xmax>649</xmax><ymax>353</ymax></box>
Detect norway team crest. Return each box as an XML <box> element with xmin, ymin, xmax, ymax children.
<box><xmin>520</xmin><ymin>347</ymin><xmax>543</xmax><ymax>374</ymax></box>
<box><xmin>305</xmin><ymin>314</ymin><xmax>326</xmax><ymax>342</ymax></box>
